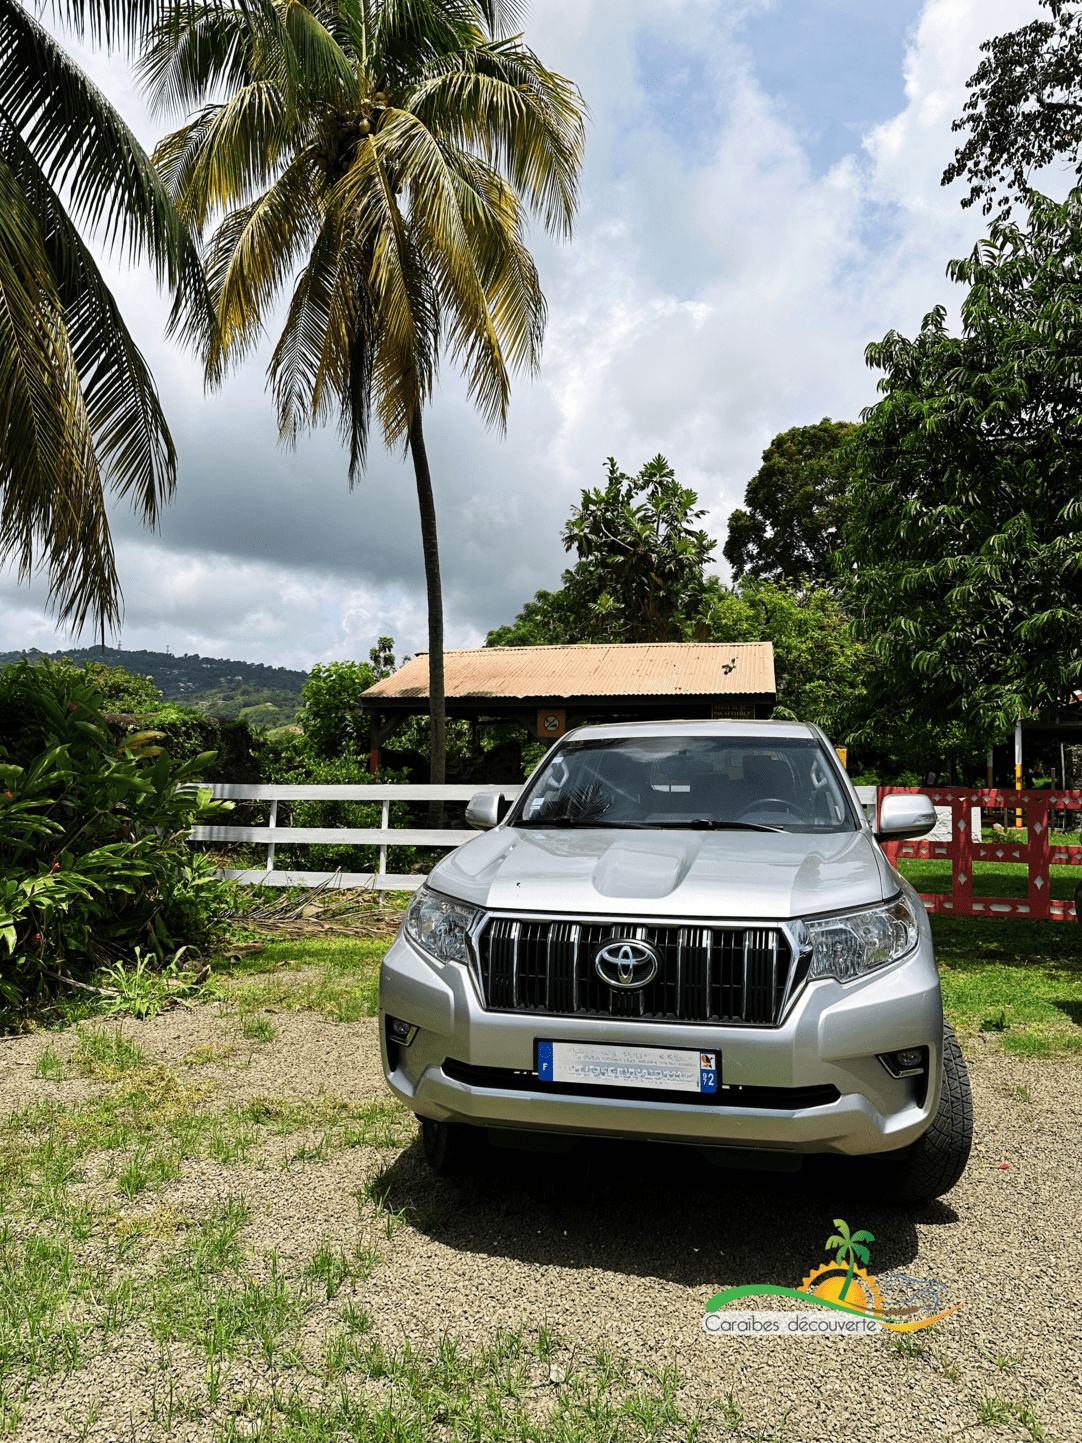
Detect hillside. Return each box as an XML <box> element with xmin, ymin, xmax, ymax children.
<box><xmin>183</xmin><ymin>684</ymin><xmax>304</xmax><ymax>729</ymax></box>
<box><xmin>0</xmin><ymin>646</ymin><xmax>309</xmax><ymax>702</ymax></box>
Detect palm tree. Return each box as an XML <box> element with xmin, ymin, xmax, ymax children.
<box><xmin>142</xmin><ymin>0</ymin><xmax>585</xmax><ymax>783</ymax></box>
<box><xmin>0</xmin><ymin>0</ymin><xmax>211</xmax><ymax>635</ymax></box>
<box><xmin>825</xmin><ymin>1218</ymin><xmax>875</xmax><ymax>1303</ymax></box>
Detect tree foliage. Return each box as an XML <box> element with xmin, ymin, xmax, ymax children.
<box><xmin>942</xmin><ymin>0</ymin><xmax>1082</xmax><ymax>216</ymax></box>
<box><xmin>299</xmin><ymin>638</ymin><xmax>396</xmax><ymax>759</ymax></box>
<box><xmin>843</xmin><ymin>190</ymin><xmax>1082</xmax><ymax>743</ymax></box>
<box><xmin>487</xmin><ymin>455</ymin><xmax>715</xmax><ymax>645</ymax></box>
<box><xmin>486</xmin><ymin>455</ymin><xmax>864</xmax><ymax>739</ymax></box>
<box><xmin>0</xmin><ymin>658</ymin><xmax>227</xmax><ymax>1002</ymax></box>
<box><xmin>723</xmin><ymin>418</ymin><xmax>856</xmax><ymax>584</ymax></box>
<box><xmin>0</xmin><ymin>0</ymin><xmax>212</xmax><ymax>634</ymax></box>
<box><xmin>44</xmin><ymin>655</ymin><xmax>163</xmax><ymax>713</ymax></box>
<box><xmin>695</xmin><ymin>577</ymin><xmax>864</xmax><ymax>736</ymax></box>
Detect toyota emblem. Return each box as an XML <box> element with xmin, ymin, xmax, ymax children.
<box><xmin>594</xmin><ymin>939</ymin><xmax>659</xmax><ymax>990</ymax></box>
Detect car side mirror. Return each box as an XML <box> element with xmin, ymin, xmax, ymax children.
<box><xmin>875</xmin><ymin>793</ymin><xmax>937</xmax><ymax>841</ymax></box>
<box><xmin>466</xmin><ymin>791</ymin><xmax>511</xmax><ymax>831</ymax></box>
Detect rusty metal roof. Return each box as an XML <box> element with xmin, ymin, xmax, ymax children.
<box><xmin>362</xmin><ymin>643</ymin><xmax>776</xmax><ymax>703</ymax></box>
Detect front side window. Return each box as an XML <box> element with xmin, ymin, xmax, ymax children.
<box><xmin>513</xmin><ymin>735</ymin><xmax>856</xmax><ymax>833</ymax></box>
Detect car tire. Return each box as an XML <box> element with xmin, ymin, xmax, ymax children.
<box><xmin>876</xmin><ymin>1024</ymin><xmax>973</xmax><ymax>1204</ymax></box>
<box><xmin>420</xmin><ymin>1117</ymin><xmax>476</xmax><ymax>1175</ymax></box>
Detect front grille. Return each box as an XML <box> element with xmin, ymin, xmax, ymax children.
<box><xmin>442</xmin><ymin>1057</ymin><xmax>838</xmax><ymax>1110</ymax></box>
<box><xmin>476</xmin><ymin>918</ymin><xmax>793</xmax><ymax>1025</ymax></box>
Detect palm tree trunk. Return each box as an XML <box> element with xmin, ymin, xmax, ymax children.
<box><xmin>408</xmin><ymin>408</ymin><xmax>446</xmax><ymax>796</ymax></box>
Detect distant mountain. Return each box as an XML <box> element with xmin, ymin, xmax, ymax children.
<box><xmin>0</xmin><ymin>646</ymin><xmax>310</xmax><ymax>701</ymax></box>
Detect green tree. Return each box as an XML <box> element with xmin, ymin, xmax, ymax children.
<box><xmin>942</xmin><ymin>0</ymin><xmax>1082</xmax><ymax>217</ymax></box>
<box><xmin>723</xmin><ymin>419</ymin><xmax>856</xmax><ymax>584</ymax></box>
<box><xmin>487</xmin><ymin>454</ymin><xmax>716</xmax><ymax>645</ymax></box>
<box><xmin>843</xmin><ymin>190</ymin><xmax>1082</xmax><ymax>743</ymax></box>
<box><xmin>824</xmin><ymin>1219</ymin><xmax>874</xmax><ymax>1304</ymax></box>
<box><xmin>695</xmin><ymin>577</ymin><xmax>865</xmax><ymax>735</ymax></box>
<box><xmin>299</xmin><ymin>638</ymin><xmax>397</xmax><ymax>758</ymax></box>
<box><xmin>0</xmin><ymin>0</ymin><xmax>210</xmax><ymax>635</ymax></box>
<box><xmin>145</xmin><ymin>0</ymin><xmax>585</xmax><ymax>786</ymax></box>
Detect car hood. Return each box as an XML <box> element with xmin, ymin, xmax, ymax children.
<box><xmin>429</xmin><ymin>825</ymin><xmax>892</xmax><ymax>920</ymax></box>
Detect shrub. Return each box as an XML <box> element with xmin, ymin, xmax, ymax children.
<box><xmin>260</xmin><ymin>743</ymin><xmax>418</xmax><ymax>875</ymax></box>
<box><xmin>0</xmin><ymin>660</ymin><xmax>229</xmax><ymax>1003</ymax></box>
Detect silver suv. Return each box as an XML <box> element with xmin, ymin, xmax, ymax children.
<box><xmin>379</xmin><ymin>720</ymin><xmax>972</xmax><ymax>1202</ymax></box>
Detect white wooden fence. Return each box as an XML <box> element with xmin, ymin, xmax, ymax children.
<box><xmin>189</xmin><ymin>783</ymin><xmax>523</xmax><ymax>892</ymax></box>
<box><xmin>189</xmin><ymin>782</ymin><xmax>878</xmax><ymax>895</ymax></box>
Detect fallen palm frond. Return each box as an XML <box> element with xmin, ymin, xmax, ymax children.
<box><xmin>228</xmin><ymin>874</ymin><xmax>406</xmax><ymax>937</ymax></box>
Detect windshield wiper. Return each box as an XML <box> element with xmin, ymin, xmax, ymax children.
<box><xmin>660</xmin><ymin>819</ymin><xmax>785</xmax><ymax>833</ymax></box>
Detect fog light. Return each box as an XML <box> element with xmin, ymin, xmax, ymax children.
<box><xmin>388</xmin><ymin>1017</ymin><xmax>418</xmax><ymax>1046</ymax></box>
<box><xmin>877</xmin><ymin>1046</ymin><xmax>928</xmax><ymax>1079</ymax></box>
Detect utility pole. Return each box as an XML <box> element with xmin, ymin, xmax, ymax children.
<box><xmin>1015</xmin><ymin>721</ymin><xmax>1023</xmax><ymax>827</ymax></box>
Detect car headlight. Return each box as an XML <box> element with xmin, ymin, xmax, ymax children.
<box><xmin>404</xmin><ymin>886</ymin><xmax>479</xmax><ymax>964</ymax></box>
<box><xmin>800</xmin><ymin>897</ymin><xmax>919</xmax><ymax>983</ymax></box>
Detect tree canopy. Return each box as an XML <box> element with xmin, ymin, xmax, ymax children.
<box><xmin>942</xmin><ymin>0</ymin><xmax>1082</xmax><ymax>216</ymax></box>
<box><xmin>723</xmin><ymin>418</ymin><xmax>856</xmax><ymax>585</ymax></box>
<box><xmin>487</xmin><ymin>454</ymin><xmax>715</xmax><ymax>645</ymax></box>
<box><xmin>843</xmin><ymin>190</ymin><xmax>1082</xmax><ymax>743</ymax></box>
<box><xmin>695</xmin><ymin>577</ymin><xmax>864</xmax><ymax>735</ymax></box>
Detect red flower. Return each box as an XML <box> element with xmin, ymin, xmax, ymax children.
<box><xmin>50</xmin><ymin>862</ymin><xmax>59</xmax><ymax>873</ymax></box>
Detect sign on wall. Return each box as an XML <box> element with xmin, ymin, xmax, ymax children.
<box><xmin>537</xmin><ymin>709</ymin><xmax>566</xmax><ymax>739</ymax></box>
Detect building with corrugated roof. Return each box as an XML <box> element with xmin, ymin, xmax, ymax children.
<box><xmin>360</xmin><ymin>642</ymin><xmax>776</xmax><ymax>758</ymax></box>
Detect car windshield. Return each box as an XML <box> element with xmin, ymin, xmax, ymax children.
<box><xmin>514</xmin><ymin>735</ymin><xmax>857</xmax><ymax>833</ymax></box>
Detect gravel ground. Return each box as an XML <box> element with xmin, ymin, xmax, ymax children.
<box><xmin>1</xmin><ymin>1004</ymin><xmax>1080</xmax><ymax>1443</ymax></box>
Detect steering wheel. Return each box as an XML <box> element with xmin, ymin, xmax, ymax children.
<box><xmin>737</xmin><ymin>797</ymin><xmax>809</xmax><ymax>821</ymax></box>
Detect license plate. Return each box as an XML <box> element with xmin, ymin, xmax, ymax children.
<box><xmin>536</xmin><ymin>1040</ymin><xmax>718</xmax><ymax>1094</ymax></box>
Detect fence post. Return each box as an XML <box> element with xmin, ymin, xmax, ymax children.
<box><xmin>377</xmin><ymin>798</ymin><xmax>390</xmax><ymax>904</ymax></box>
<box><xmin>952</xmin><ymin>792</ymin><xmax>974</xmax><ymax>916</ymax></box>
<box><xmin>266</xmin><ymin>798</ymin><xmax>278</xmax><ymax>873</ymax></box>
<box><xmin>1028</xmin><ymin>791</ymin><xmax>1052</xmax><ymax>920</ymax></box>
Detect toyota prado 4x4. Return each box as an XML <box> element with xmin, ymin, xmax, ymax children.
<box><xmin>379</xmin><ymin>720</ymin><xmax>973</xmax><ymax>1203</ymax></box>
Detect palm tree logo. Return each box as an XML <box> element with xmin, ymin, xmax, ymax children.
<box><xmin>825</xmin><ymin>1220</ymin><xmax>875</xmax><ymax>1302</ymax></box>
<box><xmin>801</xmin><ymin>1218</ymin><xmax>882</xmax><ymax>1313</ymax></box>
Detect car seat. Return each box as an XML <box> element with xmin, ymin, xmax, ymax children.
<box><xmin>741</xmin><ymin>754</ymin><xmax>797</xmax><ymax>809</ymax></box>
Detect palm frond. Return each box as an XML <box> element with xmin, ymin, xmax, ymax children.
<box><xmin>269</xmin><ymin>208</ymin><xmax>356</xmax><ymax>444</ymax></box>
<box><xmin>410</xmin><ymin>39</ymin><xmax>585</xmax><ymax>236</ymax></box>
<box><xmin>336</xmin><ymin>124</ymin><xmax>436</xmax><ymax>446</ymax></box>
<box><xmin>202</xmin><ymin>150</ymin><xmax>322</xmax><ymax>372</ymax></box>
<box><xmin>0</xmin><ymin>156</ymin><xmax>120</xmax><ymax>632</ymax></box>
<box><xmin>140</xmin><ymin>2</ymin><xmax>259</xmax><ymax>118</ymax></box>
<box><xmin>2</xmin><ymin>118</ymin><xmax>175</xmax><ymax>526</ymax></box>
<box><xmin>0</xmin><ymin>0</ymin><xmax>216</xmax><ymax>357</ymax></box>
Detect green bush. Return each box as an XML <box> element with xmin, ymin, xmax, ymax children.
<box><xmin>111</xmin><ymin>703</ymin><xmax>260</xmax><ymax>784</ymax></box>
<box><xmin>260</xmin><ymin>742</ymin><xmax>418</xmax><ymax>875</ymax></box>
<box><xmin>0</xmin><ymin>660</ymin><xmax>229</xmax><ymax>1003</ymax></box>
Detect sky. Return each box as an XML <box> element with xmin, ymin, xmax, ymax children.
<box><xmin>0</xmin><ymin>0</ymin><xmax>1054</xmax><ymax>668</ymax></box>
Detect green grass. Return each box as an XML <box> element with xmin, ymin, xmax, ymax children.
<box><xmin>211</xmin><ymin>936</ymin><xmax>385</xmax><ymax>1022</ymax></box>
<box><xmin>210</xmin><ymin>1330</ymin><xmax>711</xmax><ymax>1443</ymax></box>
<box><xmin>240</xmin><ymin>1015</ymin><xmax>277</xmax><ymax>1043</ymax></box>
<box><xmin>932</xmin><ymin>915</ymin><xmax>1082</xmax><ymax>1056</ymax></box>
<box><xmin>900</xmin><ymin>857</ymin><xmax>1081</xmax><ymax>900</ymax></box>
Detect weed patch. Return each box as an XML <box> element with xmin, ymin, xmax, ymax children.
<box><xmin>72</xmin><ymin>1026</ymin><xmax>145</xmax><ymax>1079</ymax></box>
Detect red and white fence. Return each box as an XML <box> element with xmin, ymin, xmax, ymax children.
<box><xmin>877</xmin><ymin>786</ymin><xmax>1082</xmax><ymax>921</ymax></box>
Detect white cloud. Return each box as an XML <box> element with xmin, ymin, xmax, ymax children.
<box><xmin>6</xmin><ymin>0</ymin><xmax>1041</xmax><ymax>668</ymax></box>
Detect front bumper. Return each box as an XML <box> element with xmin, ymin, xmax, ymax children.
<box><xmin>378</xmin><ymin>914</ymin><xmax>944</xmax><ymax>1158</ymax></box>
